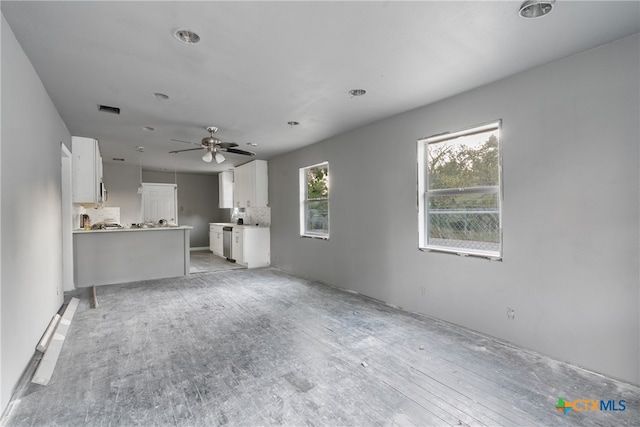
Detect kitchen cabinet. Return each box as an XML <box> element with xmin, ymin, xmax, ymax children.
<box><xmin>209</xmin><ymin>224</ymin><xmax>224</xmax><ymax>256</ymax></box>
<box><xmin>72</xmin><ymin>136</ymin><xmax>104</xmax><ymax>204</ymax></box>
<box><xmin>234</xmin><ymin>160</ymin><xmax>268</xmax><ymax>208</ymax></box>
<box><xmin>73</xmin><ymin>226</ymin><xmax>191</xmax><ymax>287</ymax></box>
<box><xmin>232</xmin><ymin>227</ymin><xmax>270</xmax><ymax>268</ymax></box>
<box><xmin>218</xmin><ymin>170</ymin><xmax>234</xmax><ymax>208</ymax></box>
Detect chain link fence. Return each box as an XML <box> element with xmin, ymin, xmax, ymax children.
<box><xmin>428</xmin><ymin>209</ymin><xmax>500</xmax><ymax>252</ymax></box>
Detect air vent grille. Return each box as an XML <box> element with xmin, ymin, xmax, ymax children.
<box><xmin>98</xmin><ymin>105</ymin><xmax>121</xmax><ymax>114</ymax></box>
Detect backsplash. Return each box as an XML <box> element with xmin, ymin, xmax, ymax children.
<box><xmin>231</xmin><ymin>206</ymin><xmax>271</xmax><ymax>226</ymax></box>
<box><xmin>74</xmin><ymin>205</ymin><xmax>121</xmax><ymax>229</ymax></box>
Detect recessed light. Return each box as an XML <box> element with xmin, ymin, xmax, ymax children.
<box><xmin>153</xmin><ymin>92</ymin><xmax>169</xmax><ymax>101</ymax></box>
<box><xmin>519</xmin><ymin>0</ymin><xmax>554</xmax><ymax>18</ymax></box>
<box><xmin>135</xmin><ymin>146</ymin><xmax>144</xmax><ymax>153</ymax></box>
<box><xmin>142</xmin><ymin>126</ymin><xmax>155</xmax><ymax>131</ymax></box>
<box><xmin>174</xmin><ymin>29</ymin><xmax>200</xmax><ymax>45</ymax></box>
<box><xmin>348</xmin><ymin>89</ymin><xmax>367</xmax><ymax>97</ymax></box>
<box><xmin>287</xmin><ymin>121</ymin><xmax>300</xmax><ymax>126</ymax></box>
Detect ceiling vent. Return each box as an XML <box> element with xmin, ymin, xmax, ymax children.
<box><xmin>98</xmin><ymin>104</ymin><xmax>121</xmax><ymax>114</ymax></box>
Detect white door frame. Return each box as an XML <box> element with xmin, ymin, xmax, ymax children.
<box><xmin>61</xmin><ymin>144</ymin><xmax>74</xmax><ymax>291</ymax></box>
<box><xmin>141</xmin><ymin>183</ymin><xmax>178</xmax><ymax>224</ymax></box>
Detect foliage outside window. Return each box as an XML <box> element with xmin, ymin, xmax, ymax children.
<box><xmin>417</xmin><ymin>121</ymin><xmax>502</xmax><ymax>259</ymax></box>
<box><xmin>300</xmin><ymin>162</ymin><xmax>329</xmax><ymax>238</ymax></box>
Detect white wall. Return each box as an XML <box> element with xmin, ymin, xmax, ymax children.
<box><xmin>269</xmin><ymin>34</ymin><xmax>640</xmax><ymax>385</ymax></box>
<box><xmin>1</xmin><ymin>14</ymin><xmax>69</xmax><ymax>410</ymax></box>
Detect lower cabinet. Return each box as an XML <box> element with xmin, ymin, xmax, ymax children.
<box><xmin>209</xmin><ymin>224</ymin><xmax>224</xmax><ymax>256</ymax></box>
<box><xmin>232</xmin><ymin>227</ymin><xmax>270</xmax><ymax>268</ymax></box>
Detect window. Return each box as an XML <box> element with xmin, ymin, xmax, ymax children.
<box><xmin>417</xmin><ymin>121</ymin><xmax>502</xmax><ymax>259</ymax></box>
<box><xmin>300</xmin><ymin>162</ymin><xmax>329</xmax><ymax>238</ymax></box>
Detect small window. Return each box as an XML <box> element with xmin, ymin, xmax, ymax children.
<box><xmin>300</xmin><ymin>162</ymin><xmax>329</xmax><ymax>238</ymax></box>
<box><xmin>418</xmin><ymin>121</ymin><xmax>502</xmax><ymax>259</ymax></box>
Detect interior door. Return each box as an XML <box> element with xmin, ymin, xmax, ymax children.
<box><xmin>142</xmin><ymin>183</ymin><xmax>178</xmax><ymax>223</ymax></box>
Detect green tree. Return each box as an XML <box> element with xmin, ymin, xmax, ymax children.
<box><xmin>428</xmin><ymin>133</ymin><xmax>499</xmax><ymax>212</ymax></box>
<box><xmin>428</xmin><ymin>134</ymin><xmax>498</xmax><ymax>190</ymax></box>
<box><xmin>307</xmin><ymin>166</ymin><xmax>328</xmax><ymax>199</ymax></box>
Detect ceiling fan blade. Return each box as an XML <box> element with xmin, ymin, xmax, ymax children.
<box><xmin>223</xmin><ymin>148</ymin><xmax>255</xmax><ymax>156</ymax></box>
<box><xmin>218</xmin><ymin>142</ymin><xmax>239</xmax><ymax>149</ymax></box>
<box><xmin>170</xmin><ymin>138</ymin><xmax>201</xmax><ymax>146</ymax></box>
<box><xmin>169</xmin><ymin>147</ymin><xmax>205</xmax><ymax>154</ymax></box>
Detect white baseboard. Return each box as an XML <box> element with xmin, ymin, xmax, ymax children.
<box><xmin>190</xmin><ymin>246</ymin><xmax>210</xmax><ymax>252</ymax></box>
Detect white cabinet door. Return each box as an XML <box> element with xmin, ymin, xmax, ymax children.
<box><xmin>209</xmin><ymin>225</ymin><xmax>224</xmax><ymax>256</ymax></box>
<box><xmin>218</xmin><ymin>171</ymin><xmax>234</xmax><ymax>208</ymax></box>
<box><xmin>233</xmin><ymin>165</ymin><xmax>246</xmax><ymax>208</ymax></box>
<box><xmin>142</xmin><ymin>184</ymin><xmax>177</xmax><ymax>223</ymax></box>
<box><xmin>232</xmin><ymin>227</ymin><xmax>270</xmax><ymax>268</ymax></box>
<box><xmin>232</xmin><ymin>229</ymin><xmax>244</xmax><ymax>263</ymax></box>
<box><xmin>72</xmin><ymin>136</ymin><xmax>103</xmax><ymax>204</ymax></box>
<box><xmin>213</xmin><ymin>230</ymin><xmax>223</xmax><ymax>256</ymax></box>
<box><xmin>233</xmin><ymin>160</ymin><xmax>268</xmax><ymax>208</ymax></box>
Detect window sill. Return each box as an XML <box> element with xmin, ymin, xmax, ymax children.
<box><xmin>300</xmin><ymin>234</ymin><xmax>329</xmax><ymax>241</ymax></box>
<box><xmin>420</xmin><ymin>245</ymin><xmax>501</xmax><ymax>261</ymax></box>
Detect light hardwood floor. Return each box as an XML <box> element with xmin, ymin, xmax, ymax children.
<box><xmin>3</xmin><ymin>268</ymin><xmax>639</xmax><ymax>426</ymax></box>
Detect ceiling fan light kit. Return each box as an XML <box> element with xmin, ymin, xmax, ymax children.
<box><xmin>169</xmin><ymin>125</ymin><xmax>255</xmax><ymax>164</ymax></box>
<box><xmin>214</xmin><ymin>150</ymin><xmax>226</xmax><ymax>164</ymax></box>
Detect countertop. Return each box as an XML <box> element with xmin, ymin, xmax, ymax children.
<box><xmin>73</xmin><ymin>226</ymin><xmax>193</xmax><ymax>234</ymax></box>
<box><xmin>210</xmin><ymin>222</ymin><xmax>269</xmax><ymax>229</ymax></box>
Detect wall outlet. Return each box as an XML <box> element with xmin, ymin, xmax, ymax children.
<box><xmin>420</xmin><ymin>286</ymin><xmax>426</xmax><ymax>296</ymax></box>
<box><xmin>507</xmin><ymin>307</ymin><xmax>515</xmax><ymax>320</ymax></box>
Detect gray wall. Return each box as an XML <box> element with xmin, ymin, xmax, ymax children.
<box><xmin>102</xmin><ymin>162</ymin><xmax>142</xmax><ymax>228</ymax></box>
<box><xmin>1</xmin><ymin>14</ymin><xmax>69</xmax><ymax>409</ymax></box>
<box><xmin>102</xmin><ymin>164</ymin><xmax>225</xmax><ymax>248</ymax></box>
<box><xmin>268</xmin><ymin>34</ymin><xmax>640</xmax><ymax>385</ymax></box>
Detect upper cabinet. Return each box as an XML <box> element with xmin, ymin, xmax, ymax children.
<box><xmin>72</xmin><ymin>136</ymin><xmax>104</xmax><ymax>204</ymax></box>
<box><xmin>218</xmin><ymin>170</ymin><xmax>234</xmax><ymax>209</ymax></box>
<box><xmin>234</xmin><ymin>160</ymin><xmax>268</xmax><ymax>208</ymax></box>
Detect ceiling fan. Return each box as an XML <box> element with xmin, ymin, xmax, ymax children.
<box><xmin>169</xmin><ymin>126</ymin><xmax>255</xmax><ymax>163</ymax></box>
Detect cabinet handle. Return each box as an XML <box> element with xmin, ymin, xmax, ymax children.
<box><xmin>247</xmin><ymin>200</ymin><xmax>251</xmax><ymax>207</ymax></box>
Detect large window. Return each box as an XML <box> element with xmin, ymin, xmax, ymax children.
<box><xmin>418</xmin><ymin>121</ymin><xmax>502</xmax><ymax>259</ymax></box>
<box><xmin>300</xmin><ymin>162</ymin><xmax>329</xmax><ymax>238</ymax></box>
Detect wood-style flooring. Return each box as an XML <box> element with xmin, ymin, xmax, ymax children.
<box><xmin>3</xmin><ymin>268</ymin><xmax>639</xmax><ymax>426</ymax></box>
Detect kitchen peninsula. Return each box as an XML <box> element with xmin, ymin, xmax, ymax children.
<box><xmin>73</xmin><ymin>226</ymin><xmax>192</xmax><ymax>287</ymax></box>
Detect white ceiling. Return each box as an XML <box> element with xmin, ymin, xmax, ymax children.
<box><xmin>2</xmin><ymin>1</ymin><xmax>639</xmax><ymax>174</ymax></box>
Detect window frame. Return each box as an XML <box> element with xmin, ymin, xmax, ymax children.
<box><xmin>417</xmin><ymin>120</ymin><xmax>503</xmax><ymax>260</ymax></box>
<box><xmin>299</xmin><ymin>161</ymin><xmax>330</xmax><ymax>239</ymax></box>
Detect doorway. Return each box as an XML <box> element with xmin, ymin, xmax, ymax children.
<box><xmin>141</xmin><ymin>183</ymin><xmax>178</xmax><ymax>224</ymax></box>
